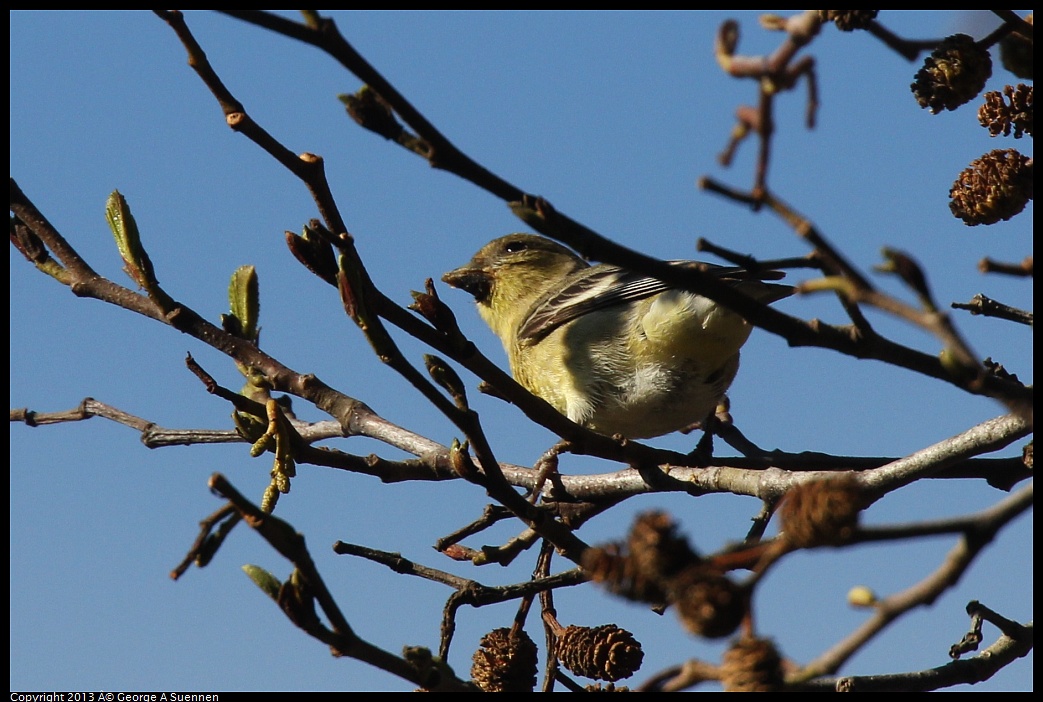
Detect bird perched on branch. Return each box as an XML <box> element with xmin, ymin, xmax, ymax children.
<box><xmin>442</xmin><ymin>233</ymin><xmax>791</xmax><ymax>440</ymax></box>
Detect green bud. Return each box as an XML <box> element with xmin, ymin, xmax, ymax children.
<box><xmin>228</xmin><ymin>265</ymin><xmax>260</xmax><ymax>343</ymax></box>
<box><xmin>106</xmin><ymin>190</ymin><xmax>156</xmax><ymax>290</ymax></box>
<box><xmin>242</xmin><ymin>564</ymin><xmax>282</xmax><ymax>601</ymax></box>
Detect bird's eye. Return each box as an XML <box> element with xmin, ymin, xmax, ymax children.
<box><xmin>503</xmin><ymin>240</ymin><xmax>529</xmax><ymax>254</ymax></box>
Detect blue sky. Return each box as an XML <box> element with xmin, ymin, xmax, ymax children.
<box><xmin>10</xmin><ymin>11</ymin><xmax>1032</xmax><ymax>692</ymax></box>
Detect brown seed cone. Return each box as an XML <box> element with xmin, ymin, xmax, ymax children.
<box><xmin>556</xmin><ymin>624</ymin><xmax>644</xmax><ymax>682</ymax></box>
<box><xmin>999</xmin><ymin>14</ymin><xmax>1033</xmax><ymax>80</ymax></box>
<box><xmin>584</xmin><ymin>682</ymin><xmax>630</xmax><ymax>691</ymax></box>
<box><xmin>778</xmin><ymin>474</ymin><xmax>865</xmax><ymax>549</ymax></box>
<box><xmin>978</xmin><ymin>84</ymin><xmax>1033</xmax><ymax>138</ymax></box>
<box><xmin>470</xmin><ymin>627</ymin><xmax>538</xmax><ymax>693</ymax></box>
<box><xmin>627</xmin><ymin>510</ymin><xmax>702</xmax><ymax>581</ymax></box>
<box><xmin>912</xmin><ymin>34</ymin><xmax>993</xmax><ymax>113</ymax></box>
<box><xmin>720</xmin><ymin>636</ymin><xmax>785</xmax><ymax>692</ymax></box>
<box><xmin>949</xmin><ymin>148</ymin><xmax>1033</xmax><ymax>226</ymax></box>
<box><xmin>581</xmin><ymin>543</ymin><xmax>670</xmax><ymax>605</ymax></box>
<box><xmin>816</xmin><ymin>10</ymin><xmax>879</xmax><ymax>31</ymax></box>
<box><xmin>669</xmin><ymin>565</ymin><xmax>747</xmax><ymax>639</ymax></box>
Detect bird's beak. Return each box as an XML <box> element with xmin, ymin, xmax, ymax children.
<box><xmin>442</xmin><ymin>265</ymin><xmax>493</xmax><ymax>303</ymax></box>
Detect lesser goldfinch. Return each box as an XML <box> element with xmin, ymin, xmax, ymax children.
<box><xmin>442</xmin><ymin>233</ymin><xmax>791</xmax><ymax>439</ymax></box>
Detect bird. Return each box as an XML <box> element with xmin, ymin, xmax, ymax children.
<box><xmin>442</xmin><ymin>233</ymin><xmax>791</xmax><ymax>440</ymax></box>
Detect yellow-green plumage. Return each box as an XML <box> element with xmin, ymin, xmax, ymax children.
<box><xmin>443</xmin><ymin>234</ymin><xmax>790</xmax><ymax>439</ymax></box>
